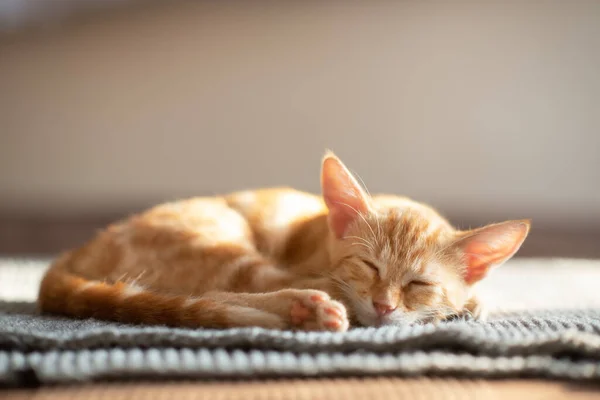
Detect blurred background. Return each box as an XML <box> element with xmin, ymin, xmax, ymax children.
<box><xmin>0</xmin><ymin>1</ymin><xmax>599</xmax><ymax>256</ymax></box>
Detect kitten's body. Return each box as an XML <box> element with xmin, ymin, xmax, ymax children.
<box><xmin>39</xmin><ymin>153</ymin><xmax>530</xmax><ymax>331</ymax></box>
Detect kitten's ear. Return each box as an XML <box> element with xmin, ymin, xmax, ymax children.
<box><xmin>321</xmin><ymin>151</ymin><xmax>371</xmax><ymax>238</ymax></box>
<box><xmin>453</xmin><ymin>220</ymin><xmax>531</xmax><ymax>285</ymax></box>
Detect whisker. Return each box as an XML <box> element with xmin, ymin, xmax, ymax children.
<box><xmin>349</xmin><ymin>168</ymin><xmax>371</xmax><ymax>198</ymax></box>
<box><xmin>336</xmin><ymin>201</ymin><xmax>377</xmax><ymax>241</ymax></box>
<box><xmin>344</xmin><ymin>235</ymin><xmax>372</xmax><ymax>245</ymax></box>
<box><xmin>344</xmin><ymin>235</ymin><xmax>375</xmax><ymax>252</ymax></box>
<box><xmin>128</xmin><ymin>270</ymin><xmax>147</xmax><ymax>287</ymax></box>
<box><xmin>350</xmin><ymin>242</ymin><xmax>374</xmax><ymax>251</ymax></box>
<box><xmin>115</xmin><ymin>272</ymin><xmax>129</xmax><ymax>283</ymax></box>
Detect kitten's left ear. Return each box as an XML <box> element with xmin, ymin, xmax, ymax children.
<box><xmin>321</xmin><ymin>151</ymin><xmax>371</xmax><ymax>238</ymax></box>
<box><xmin>453</xmin><ymin>219</ymin><xmax>531</xmax><ymax>285</ymax></box>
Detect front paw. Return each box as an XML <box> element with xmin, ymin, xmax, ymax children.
<box><xmin>289</xmin><ymin>290</ymin><xmax>349</xmax><ymax>332</ymax></box>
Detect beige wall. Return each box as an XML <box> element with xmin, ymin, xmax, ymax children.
<box><xmin>1</xmin><ymin>2</ymin><xmax>599</xmax><ymax>229</ymax></box>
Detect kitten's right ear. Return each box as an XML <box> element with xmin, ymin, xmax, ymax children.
<box><xmin>321</xmin><ymin>151</ymin><xmax>371</xmax><ymax>238</ymax></box>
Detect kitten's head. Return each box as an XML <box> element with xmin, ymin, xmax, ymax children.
<box><xmin>321</xmin><ymin>152</ymin><xmax>530</xmax><ymax>326</ymax></box>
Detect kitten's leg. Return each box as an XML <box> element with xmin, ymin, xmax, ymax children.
<box><xmin>212</xmin><ymin>257</ymin><xmax>350</xmax><ymax>330</ymax></box>
<box><xmin>188</xmin><ymin>249</ymin><xmax>350</xmax><ymax>330</ymax></box>
<box><xmin>38</xmin><ymin>265</ymin><xmax>287</xmax><ymax>329</ymax></box>
<box><xmin>40</xmin><ymin>264</ymin><xmax>348</xmax><ymax>331</ymax></box>
<box><xmin>204</xmin><ymin>288</ymin><xmax>349</xmax><ymax>331</ymax></box>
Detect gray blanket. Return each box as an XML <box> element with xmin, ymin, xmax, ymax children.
<box><xmin>1</xmin><ymin>258</ymin><xmax>599</xmax><ymax>385</ymax></box>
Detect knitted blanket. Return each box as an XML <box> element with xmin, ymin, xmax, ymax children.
<box><xmin>1</xmin><ymin>258</ymin><xmax>599</xmax><ymax>385</ymax></box>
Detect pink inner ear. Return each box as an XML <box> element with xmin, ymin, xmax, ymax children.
<box><xmin>321</xmin><ymin>154</ymin><xmax>370</xmax><ymax>238</ymax></box>
<box><xmin>328</xmin><ymin>208</ymin><xmax>360</xmax><ymax>239</ymax></box>
<box><xmin>459</xmin><ymin>221</ymin><xmax>530</xmax><ymax>284</ymax></box>
<box><xmin>463</xmin><ymin>245</ymin><xmax>509</xmax><ymax>284</ymax></box>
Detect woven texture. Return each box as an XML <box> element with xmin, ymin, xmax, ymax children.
<box><xmin>1</xmin><ymin>257</ymin><xmax>600</xmax><ymax>385</ymax></box>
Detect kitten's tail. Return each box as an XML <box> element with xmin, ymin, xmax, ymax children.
<box><xmin>37</xmin><ymin>254</ymin><xmax>232</xmax><ymax>328</ymax></box>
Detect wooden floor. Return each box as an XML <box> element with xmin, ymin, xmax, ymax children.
<box><xmin>4</xmin><ymin>378</ymin><xmax>600</xmax><ymax>400</ymax></box>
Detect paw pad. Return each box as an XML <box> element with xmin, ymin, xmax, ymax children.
<box><xmin>324</xmin><ymin>307</ymin><xmax>342</xmax><ymax>317</ymax></box>
<box><xmin>289</xmin><ymin>291</ymin><xmax>349</xmax><ymax>332</ymax></box>
<box><xmin>324</xmin><ymin>320</ymin><xmax>342</xmax><ymax>330</ymax></box>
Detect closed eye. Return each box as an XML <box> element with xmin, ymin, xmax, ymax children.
<box><xmin>410</xmin><ymin>280</ymin><xmax>433</xmax><ymax>287</ymax></box>
<box><xmin>362</xmin><ymin>260</ymin><xmax>379</xmax><ymax>274</ymax></box>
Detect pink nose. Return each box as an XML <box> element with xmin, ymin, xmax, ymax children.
<box><xmin>373</xmin><ymin>301</ymin><xmax>396</xmax><ymax>316</ymax></box>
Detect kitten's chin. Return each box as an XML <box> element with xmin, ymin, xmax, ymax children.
<box><xmin>356</xmin><ymin>312</ymin><xmax>412</xmax><ymax>327</ymax></box>
<box><xmin>354</xmin><ymin>313</ymin><xmax>379</xmax><ymax>327</ymax></box>
<box><xmin>377</xmin><ymin>312</ymin><xmax>430</xmax><ymax>327</ymax></box>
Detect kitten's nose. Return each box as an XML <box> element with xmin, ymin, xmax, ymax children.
<box><xmin>373</xmin><ymin>301</ymin><xmax>396</xmax><ymax>316</ymax></box>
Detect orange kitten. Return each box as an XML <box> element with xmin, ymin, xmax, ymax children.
<box><xmin>38</xmin><ymin>152</ymin><xmax>530</xmax><ymax>331</ymax></box>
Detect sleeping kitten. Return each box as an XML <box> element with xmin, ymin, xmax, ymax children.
<box><xmin>38</xmin><ymin>152</ymin><xmax>530</xmax><ymax>331</ymax></box>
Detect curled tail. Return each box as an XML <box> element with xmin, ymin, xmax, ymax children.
<box><xmin>38</xmin><ymin>256</ymin><xmax>231</xmax><ymax>328</ymax></box>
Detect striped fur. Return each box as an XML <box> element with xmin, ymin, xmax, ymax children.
<box><xmin>38</xmin><ymin>152</ymin><xmax>530</xmax><ymax>331</ymax></box>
